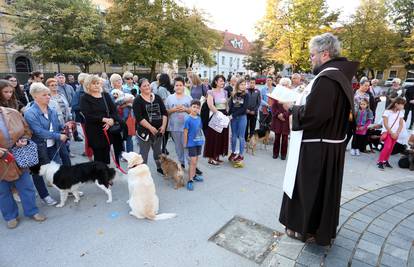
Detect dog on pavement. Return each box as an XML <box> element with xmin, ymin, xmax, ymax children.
<box><xmin>158</xmin><ymin>154</ymin><xmax>185</xmax><ymax>189</ymax></box>
<box><xmin>38</xmin><ymin>161</ymin><xmax>115</xmax><ymax>207</ymax></box>
<box><xmin>122</xmin><ymin>152</ymin><xmax>176</xmax><ymax>220</ymax></box>
<box><xmin>247</xmin><ymin>127</ymin><xmax>271</xmax><ymax>155</ymax></box>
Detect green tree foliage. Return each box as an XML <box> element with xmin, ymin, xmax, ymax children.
<box><xmin>388</xmin><ymin>0</ymin><xmax>414</xmax><ymax>68</ymax></box>
<box><xmin>340</xmin><ymin>0</ymin><xmax>400</xmax><ymax>77</ymax></box>
<box><xmin>259</xmin><ymin>0</ymin><xmax>338</xmax><ymax>72</ymax></box>
<box><xmin>8</xmin><ymin>0</ymin><xmax>108</xmax><ymax>72</ymax></box>
<box><xmin>177</xmin><ymin>8</ymin><xmax>223</xmax><ymax>69</ymax></box>
<box><xmin>243</xmin><ymin>39</ymin><xmax>272</xmax><ymax>74</ymax></box>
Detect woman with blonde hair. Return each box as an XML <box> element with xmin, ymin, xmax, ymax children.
<box><xmin>189</xmin><ymin>73</ymin><xmax>207</xmax><ymax>100</ymax></box>
<box><xmin>80</xmin><ymin>75</ymin><xmax>122</xmax><ymax>164</ymax></box>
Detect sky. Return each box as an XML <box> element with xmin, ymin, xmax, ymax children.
<box><xmin>180</xmin><ymin>0</ymin><xmax>361</xmax><ymax>40</ymax></box>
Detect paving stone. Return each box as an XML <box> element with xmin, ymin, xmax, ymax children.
<box><xmin>356</xmin><ymin>239</ymin><xmax>381</xmax><ymax>256</ymax></box>
<box><xmin>392</xmin><ymin>205</ymin><xmax>413</xmax><ymax>215</ymax></box>
<box><xmin>338</xmin><ymin>228</ymin><xmax>361</xmax><ymax>241</ymax></box>
<box><xmin>348</xmin><ymin>199</ymin><xmax>369</xmax><ymax>209</ymax></box>
<box><xmin>395</xmin><ymin>225</ymin><xmax>414</xmax><ymax>238</ymax></box>
<box><xmin>352</xmin><ymin>213</ymin><xmax>374</xmax><ymax>224</ymax></box>
<box><xmin>333</xmin><ymin>236</ymin><xmax>356</xmax><ymax>251</ymax></box>
<box><xmin>366</xmin><ymin>224</ymin><xmax>389</xmax><ymax>238</ymax></box>
<box><xmin>323</xmin><ymin>256</ymin><xmax>348</xmax><ymax>267</ymax></box>
<box><xmin>372</xmin><ymin>219</ymin><xmax>396</xmax><ymax>231</ymax></box>
<box><xmin>385</xmin><ymin>208</ymin><xmax>408</xmax><ymax>220</ymax></box>
<box><xmin>401</xmin><ymin>201</ymin><xmax>414</xmax><ymax>210</ymax></box>
<box><xmin>380</xmin><ymin>253</ymin><xmax>407</xmax><ymax>267</ymax></box>
<box><xmin>326</xmin><ymin>245</ymin><xmax>353</xmax><ymax>262</ymax></box>
<box><xmin>350</xmin><ymin>258</ymin><xmax>375</xmax><ymax>266</ymax></box>
<box><xmin>340</xmin><ymin>208</ymin><xmax>353</xmax><ymax>218</ymax></box>
<box><xmin>344</xmin><ymin>218</ymin><xmax>368</xmax><ymax>233</ymax></box>
<box><xmin>342</xmin><ymin>202</ymin><xmax>363</xmax><ymax>213</ymax></box>
<box><xmin>378</xmin><ymin>213</ymin><xmax>404</xmax><ymax>225</ymax></box>
<box><xmin>360</xmin><ymin>231</ymin><xmax>385</xmax><ymax>246</ymax></box>
<box><xmin>386</xmin><ymin>233</ymin><xmax>413</xmax><ymax>250</ymax></box>
<box><xmin>262</xmin><ymin>252</ymin><xmax>296</xmax><ymax>267</ymax></box>
<box><xmin>338</xmin><ymin>215</ymin><xmax>348</xmax><ymax>228</ymax></box>
<box><xmin>359</xmin><ymin>207</ymin><xmax>382</xmax><ymax>218</ymax></box>
<box><xmin>301</xmin><ymin>243</ymin><xmax>328</xmax><ymax>256</ymax></box>
<box><xmin>274</xmin><ymin>237</ymin><xmax>304</xmax><ymax>261</ymax></box>
<box><xmin>383</xmin><ymin>243</ymin><xmax>410</xmax><ymax>260</ymax></box>
<box><xmin>368</xmin><ymin>190</ymin><xmax>389</xmax><ymax>198</ymax></box>
<box><xmin>353</xmin><ymin>249</ymin><xmax>378</xmax><ymax>266</ymax></box>
<box><xmin>356</xmin><ymin>195</ymin><xmax>375</xmax><ymax>204</ymax></box>
<box><xmin>296</xmin><ymin>251</ymin><xmax>323</xmax><ymax>266</ymax></box>
<box><xmin>400</xmin><ymin>219</ymin><xmax>414</xmax><ymax>231</ymax></box>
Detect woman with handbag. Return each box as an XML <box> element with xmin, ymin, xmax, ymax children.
<box><xmin>377</xmin><ymin>97</ymin><xmax>406</xmax><ymax>170</ymax></box>
<box><xmin>80</xmin><ymin>75</ymin><xmax>122</xmax><ymax>165</ymax></box>
<box><xmin>25</xmin><ymin>82</ymin><xmax>69</xmax><ymax>206</ymax></box>
<box><xmin>0</xmin><ymin>106</ymin><xmax>46</xmax><ymax>229</ymax></box>
<box><xmin>132</xmin><ymin>78</ymin><xmax>168</xmax><ymax>174</ymax></box>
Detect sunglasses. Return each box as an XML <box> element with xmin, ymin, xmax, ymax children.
<box><xmin>125</xmin><ymin>77</ymin><xmax>133</xmax><ymax>80</ymax></box>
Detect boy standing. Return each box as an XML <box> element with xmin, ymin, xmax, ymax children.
<box><xmin>183</xmin><ymin>100</ymin><xmax>205</xmax><ymax>191</ymax></box>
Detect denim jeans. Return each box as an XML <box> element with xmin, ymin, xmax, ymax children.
<box><xmin>0</xmin><ymin>171</ymin><xmax>39</xmax><ymax>221</ymax></box>
<box><xmin>170</xmin><ymin>131</ymin><xmax>187</xmax><ymax>165</ymax></box>
<box><xmin>32</xmin><ymin>144</ymin><xmax>62</xmax><ymax>199</ymax></box>
<box><xmin>231</xmin><ymin>115</ymin><xmax>247</xmax><ymax>155</ymax></box>
<box><xmin>125</xmin><ymin>136</ymin><xmax>134</xmax><ymax>152</ymax></box>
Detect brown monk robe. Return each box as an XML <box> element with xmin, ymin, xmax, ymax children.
<box><xmin>279</xmin><ymin>57</ymin><xmax>358</xmax><ymax>246</ymax></box>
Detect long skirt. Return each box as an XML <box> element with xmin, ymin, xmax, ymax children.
<box><xmin>203</xmin><ymin>126</ymin><xmax>229</xmax><ymax>159</ymax></box>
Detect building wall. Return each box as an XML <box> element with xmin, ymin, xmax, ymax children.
<box><xmin>375</xmin><ymin>64</ymin><xmax>413</xmax><ymax>82</ymax></box>
<box><xmin>194</xmin><ymin>51</ymin><xmax>249</xmax><ymax>81</ymax></box>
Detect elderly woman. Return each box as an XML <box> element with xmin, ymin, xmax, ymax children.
<box><xmin>133</xmin><ymin>78</ymin><xmax>167</xmax><ymax>174</ymax></box>
<box><xmin>0</xmin><ymin>106</ymin><xmax>46</xmax><ymax>228</ymax></box>
<box><xmin>80</xmin><ymin>75</ymin><xmax>122</xmax><ymax>164</ymax></box>
<box><xmin>24</xmin><ymin>82</ymin><xmax>68</xmax><ymax>206</ymax></box>
<box><xmin>122</xmin><ymin>71</ymin><xmax>139</xmax><ymax>95</ymax></box>
<box><xmin>46</xmin><ymin>78</ymin><xmax>72</xmax><ymax>166</ymax></box>
<box><xmin>386</xmin><ymin>78</ymin><xmax>403</xmax><ymax>107</ymax></box>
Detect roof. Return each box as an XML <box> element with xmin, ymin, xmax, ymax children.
<box><xmin>218</xmin><ymin>30</ymin><xmax>251</xmax><ymax>55</ymax></box>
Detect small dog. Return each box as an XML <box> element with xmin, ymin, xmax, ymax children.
<box><xmin>122</xmin><ymin>152</ymin><xmax>176</xmax><ymax>220</ymax></box>
<box><xmin>38</xmin><ymin>161</ymin><xmax>116</xmax><ymax>207</ymax></box>
<box><xmin>159</xmin><ymin>154</ymin><xmax>185</xmax><ymax>189</ymax></box>
<box><xmin>247</xmin><ymin>128</ymin><xmax>271</xmax><ymax>155</ymax></box>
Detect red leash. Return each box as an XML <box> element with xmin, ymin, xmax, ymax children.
<box><xmin>103</xmin><ymin>129</ymin><xmax>127</xmax><ymax>175</ymax></box>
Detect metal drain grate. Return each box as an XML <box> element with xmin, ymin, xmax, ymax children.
<box><xmin>209</xmin><ymin>216</ymin><xmax>282</xmax><ymax>264</ymax></box>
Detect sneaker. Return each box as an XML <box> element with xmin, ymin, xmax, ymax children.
<box><xmin>350</xmin><ymin>149</ymin><xmax>356</xmax><ymax>156</ymax></box>
<box><xmin>7</xmin><ymin>218</ymin><xmax>18</xmax><ymax>229</ymax></box>
<box><xmin>228</xmin><ymin>153</ymin><xmax>237</xmax><ymax>161</ymax></box>
<box><xmin>377</xmin><ymin>162</ymin><xmax>385</xmax><ymax>170</ymax></box>
<box><xmin>43</xmin><ymin>196</ymin><xmax>57</xmax><ymax>206</ymax></box>
<box><xmin>384</xmin><ymin>161</ymin><xmax>393</xmax><ymax>168</ymax></box>
<box><xmin>195</xmin><ymin>168</ymin><xmax>203</xmax><ymax>175</ymax></box>
<box><xmin>32</xmin><ymin>213</ymin><xmax>46</xmax><ymax>222</ymax></box>
<box><xmin>193</xmin><ymin>175</ymin><xmax>204</xmax><ymax>182</ymax></box>
<box><xmin>186</xmin><ymin>180</ymin><xmax>194</xmax><ymax>191</ymax></box>
<box><xmin>355</xmin><ymin>149</ymin><xmax>360</xmax><ymax>156</ymax></box>
<box><xmin>70</xmin><ymin>153</ymin><xmax>76</xmax><ymax>158</ymax></box>
<box><xmin>234</xmin><ymin>155</ymin><xmax>244</xmax><ymax>162</ymax></box>
<box><xmin>157</xmin><ymin>168</ymin><xmax>164</xmax><ymax>175</ymax></box>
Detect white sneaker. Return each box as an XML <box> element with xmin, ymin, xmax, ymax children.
<box><xmin>43</xmin><ymin>196</ymin><xmax>57</xmax><ymax>206</ymax></box>
<box><xmin>355</xmin><ymin>149</ymin><xmax>360</xmax><ymax>156</ymax></box>
<box><xmin>350</xmin><ymin>149</ymin><xmax>356</xmax><ymax>156</ymax></box>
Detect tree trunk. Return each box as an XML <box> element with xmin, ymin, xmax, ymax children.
<box><xmin>150</xmin><ymin>61</ymin><xmax>156</xmax><ymax>81</ymax></box>
<box><xmin>57</xmin><ymin>62</ymin><xmax>61</xmax><ymax>73</ymax></box>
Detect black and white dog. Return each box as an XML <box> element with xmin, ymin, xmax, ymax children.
<box><xmin>38</xmin><ymin>161</ymin><xmax>116</xmax><ymax>207</ymax></box>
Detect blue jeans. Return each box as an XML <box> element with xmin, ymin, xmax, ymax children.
<box><xmin>0</xmin><ymin>171</ymin><xmax>39</xmax><ymax>221</ymax></box>
<box><xmin>231</xmin><ymin>115</ymin><xmax>247</xmax><ymax>155</ymax></box>
<box><xmin>32</xmin><ymin>144</ymin><xmax>62</xmax><ymax>199</ymax></box>
<box><xmin>125</xmin><ymin>136</ymin><xmax>134</xmax><ymax>152</ymax></box>
<box><xmin>170</xmin><ymin>131</ymin><xmax>186</xmax><ymax>165</ymax></box>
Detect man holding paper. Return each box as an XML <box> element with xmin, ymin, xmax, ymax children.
<box><xmin>278</xmin><ymin>33</ymin><xmax>358</xmax><ymax>246</ymax></box>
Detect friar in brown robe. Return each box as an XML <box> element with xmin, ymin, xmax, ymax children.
<box><xmin>279</xmin><ymin>33</ymin><xmax>359</xmax><ymax>246</ymax></box>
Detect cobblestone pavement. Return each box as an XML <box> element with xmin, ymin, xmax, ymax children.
<box><xmin>265</xmin><ymin>181</ymin><xmax>414</xmax><ymax>267</ymax></box>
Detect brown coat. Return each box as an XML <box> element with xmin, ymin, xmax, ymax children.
<box><xmin>0</xmin><ymin>107</ymin><xmax>32</xmax><ymax>181</ymax></box>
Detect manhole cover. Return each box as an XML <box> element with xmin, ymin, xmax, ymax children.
<box><xmin>209</xmin><ymin>216</ymin><xmax>282</xmax><ymax>264</ymax></box>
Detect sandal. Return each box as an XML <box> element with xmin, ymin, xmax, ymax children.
<box><xmin>215</xmin><ymin>158</ymin><xmax>224</xmax><ymax>163</ymax></box>
<box><xmin>285</xmin><ymin>228</ymin><xmax>303</xmax><ymax>241</ymax></box>
<box><xmin>208</xmin><ymin>160</ymin><xmax>220</xmax><ymax>166</ymax></box>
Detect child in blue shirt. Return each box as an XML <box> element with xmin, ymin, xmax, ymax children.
<box><xmin>183</xmin><ymin>99</ymin><xmax>205</xmax><ymax>191</ymax></box>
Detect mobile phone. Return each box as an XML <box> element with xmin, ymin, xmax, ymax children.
<box><xmin>3</xmin><ymin>151</ymin><xmax>15</xmax><ymax>163</ymax></box>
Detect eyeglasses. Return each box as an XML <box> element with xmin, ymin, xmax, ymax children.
<box><xmin>125</xmin><ymin>77</ymin><xmax>133</xmax><ymax>80</ymax></box>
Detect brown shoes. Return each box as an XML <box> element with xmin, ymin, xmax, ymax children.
<box><xmin>32</xmin><ymin>213</ymin><xmax>47</xmax><ymax>222</ymax></box>
<box><xmin>7</xmin><ymin>219</ymin><xmax>18</xmax><ymax>229</ymax></box>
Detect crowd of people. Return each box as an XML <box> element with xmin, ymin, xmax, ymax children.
<box><xmin>0</xmin><ymin>61</ymin><xmax>413</xmax><ymax>230</ymax></box>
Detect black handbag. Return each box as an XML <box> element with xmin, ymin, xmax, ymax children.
<box><xmin>102</xmin><ymin>93</ymin><xmax>122</xmax><ymax>134</ymax></box>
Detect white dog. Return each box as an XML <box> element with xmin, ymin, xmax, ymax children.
<box><xmin>122</xmin><ymin>152</ymin><xmax>176</xmax><ymax>220</ymax></box>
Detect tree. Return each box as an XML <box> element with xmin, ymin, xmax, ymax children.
<box><xmin>107</xmin><ymin>0</ymin><xmax>188</xmax><ymax>79</ymax></box>
<box><xmin>8</xmin><ymin>0</ymin><xmax>108</xmax><ymax>72</ymax></box>
<box><xmin>340</xmin><ymin>0</ymin><xmax>400</xmax><ymax>77</ymax></box>
<box><xmin>258</xmin><ymin>0</ymin><xmax>338</xmax><ymax>72</ymax></box>
<box><xmin>177</xmin><ymin>8</ymin><xmax>223</xmax><ymax>69</ymax></box>
<box><xmin>243</xmin><ymin>39</ymin><xmax>272</xmax><ymax>74</ymax></box>
<box><xmin>388</xmin><ymin>0</ymin><xmax>414</xmax><ymax>69</ymax></box>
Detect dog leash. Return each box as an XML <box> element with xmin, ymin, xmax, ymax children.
<box><xmin>103</xmin><ymin>129</ymin><xmax>127</xmax><ymax>175</ymax></box>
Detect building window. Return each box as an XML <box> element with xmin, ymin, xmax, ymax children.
<box><xmin>237</xmin><ymin>58</ymin><xmax>240</xmax><ymax>69</ymax></box>
<box><xmin>389</xmin><ymin>70</ymin><xmax>397</xmax><ymax>78</ymax></box>
<box><xmin>229</xmin><ymin>57</ymin><xmax>233</xmax><ymax>67</ymax></box>
<box><xmin>376</xmin><ymin>71</ymin><xmax>383</xmax><ymax>80</ymax></box>
<box><xmin>203</xmin><ymin>71</ymin><xmax>207</xmax><ymax>78</ymax></box>
<box><xmin>15</xmin><ymin>56</ymin><xmax>32</xmax><ymax>73</ymax></box>
<box><xmin>222</xmin><ymin>56</ymin><xmax>225</xmax><ymax>65</ymax></box>
<box><xmin>221</xmin><ymin>71</ymin><xmax>225</xmax><ymax>75</ymax></box>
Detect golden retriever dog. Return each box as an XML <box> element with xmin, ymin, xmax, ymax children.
<box><xmin>159</xmin><ymin>154</ymin><xmax>185</xmax><ymax>189</ymax></box>
<box><xmin>122</xmin><ymin>152</ymin><xmax>176</xmax><ymax>220</ymax></box>
<box><xmin>247</xmin><ymin>128</ymin><xmax>270</xmax><ymax>155</ymax></box>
